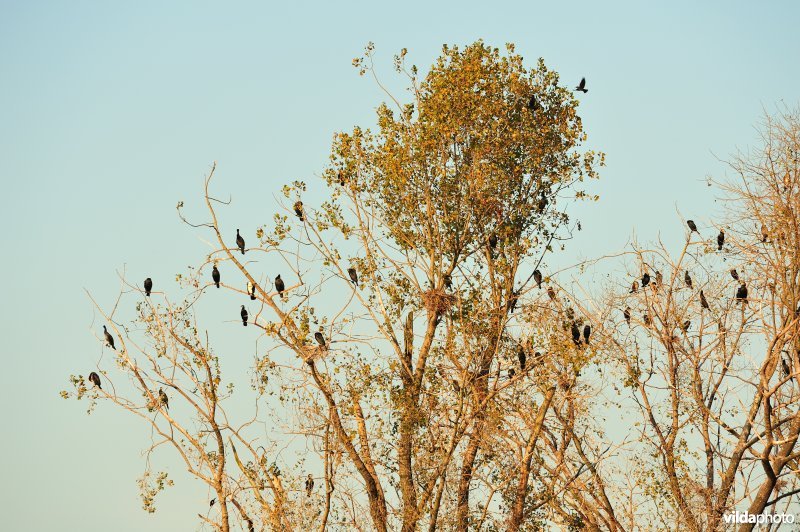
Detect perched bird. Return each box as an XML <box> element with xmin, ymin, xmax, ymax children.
<box><xmin>700</xmin><ymin>290</ymin><xmax>710</xmax><ymax>310</ymax></box>
<box><xmin>736</xmin><ymin>283</ymin><xmax>748</xmax><ymax>304</ymax></box>
<box><xmin>443</xmin><ymin>274</ymin><xmax>452</xmax><ymax>289</ymax></box>
<box><xmin>761</xmin><ymin>223</ymin><xmax>769</xmax><ymax>243</ymax></box>
<box><xmin>158</xmin><ymin>388</ymin><xmax>169</xmax><ymax>411</ymax></box>
<box><xmin>488</xmin><ymin>233</ymin><xmax>498</xmax><ymax>249</ymax></box>
<box><xmin>294</xmin><ymin>201</ymin><xmax>305</xmax><ymax>221</ymax></box>
<box><xmin>103</xmin><ymin>325</ymin><xmax>116</xmax><ymax>350</ymax></box>
<box><xmin>641</xmin><ymin>273</ymin><xmax>650</xmax><ymax>288</ymax></box>
<box><xmin>623</xmin><ymin>307</ymin><xmax>631</xmax><ymax>326</ymax></box>
<box><xmin>730</xmin><ymin>269</ymin><xmax>739</xmax><ymax>281</ymax></box>
<box><xmin>507</xmin><ymin>290</ymin><xmax>519</xmax><ymax>313</ymax></box>
<box><xmin>88</xmin><ymin>371</ymin><xmax>102</xmax><ymax>389</ymax></box>
<box><xmin>655</xmin><ymin>271</ymin><xmax>663</xmax><ymax>286</ymax></box>
<box><xmin>782</xmin><ymin>357</ymin><xmax>792</xmax><ymax>380</ymax></box>
<box><xmin>517</xmin><ymin>347</ymin><xmax>527</xmax><ymax>370</ymax></box>
<box><xmin>236</xmin><ymin>229</ymin><xmax>246</xmax><ymax>255</ymax></box>
<box><xmin>210</xmin><ymin>499</ymin><xmax>216</xmax><ymax>508</ymax></box>
<box><xmin>687</xmin><ymin>220</ymin><xmax>698</xmax><ymax>233</ymax></box>
<box><xmin>275</xmin><ymin>275</ymin><xmax>285</xmax><ymax>296</ymax></box>
<box><xmin>241</xmin><ymin>305</ymin><xmax>248</xmax><ymax>326</ymax></box>
<box><xmin>305</xmin><ymin>474</ymin><xmax>314</xmax><ymax>497</ymax></box>
<box><xmin>684</xmin><ymin>271</ymin><xmax>693</xmax><ymax>289</ymax></box>
<box><xmin>643</xmin><ymin>313</ymin><xmax>651</xmax><ymax>327</ymax></box>
<box><xmin>583</xmin><ymin>324</ymin><xmax>591</xmax><ymax>345</ymax></box>
<box><xmin>247</xmin><ymin>281</ymin><xmax>257</xmax><ymax>300</ymax></box>
<box><xmin>212</xmin><ymin>265</ymin><xmax>221</xmax><ymax>288</ymax></box>
<box><xmin>508</xmin><ymin>368</ymin><xmax>516</xmax><ymax>379</ymax></box>
<box><xmin>314</xmin><ymin>332</ymin><xmax>326</xmax><ymax>347</ymax></box>
<box><xmin>571</xmin><ymin>322</ymin><xmax>581</xmax><ymax>345</ymax></box>
<box><xmin>547</xmin><ymin>286</ymin><xmax>556</xmax><ymax>301</ymax></box>
<box><xmin>575</xmin><ymin>77</ymin><xmax>588</xmax><ymax>93</ymax></box>
<box><xmin>533</xmin><ymin>269</ymin><xmax>543</xmax><ymax>289</ymax></box>
<box><xmin>527</xmin><ymin>95</ymin><xmax>539</xmax><ymax>112</ymax></box>
<box><xmin>630</xmin><ymin>280</ymin><xmax>639</xmax><ymax>294</ymax></box>
<box><xmin>682</xmin><ymin>320</ymin><xmax>691</xmax><ymax>332</ymax></box>
<box><xmin>144</xmin><ymin>277</ymin><xmax>152</xmax><ymax>297</ymax></box>
<box><xmin>717</xmin><ymin>230</ymin><xmax>725</xmax><ymax>251</ymax></box>
<box><xmin>347</xmin><ymin>267</ymin><xmax>359</xmax><ymax>286</ymax></box>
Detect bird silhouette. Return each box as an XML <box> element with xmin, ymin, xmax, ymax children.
<box><xmin>717</xmin><ymin>230</ymin><xmax>725</xmax><ymax>251</ymax></box>
<box><xmin>583</xmin><ymin>325</ymin><xmax>591</xmax><ymax>345</ymax></box>
<box><xmin>630</xmin><ymin>280</ymin><xmax>639</xmax><ymax>293</ymax></box>
<box><xmin>236</xmin><ymin>229</ymin><xmax>246</xmax><ymax>255</ymax></box>
<box><xmin>687</xmin><ymin>220</ymin><xmax>698</xmax><ymax>233</ymax></box>
<box><xmin>575</xmin><ymin>77</ymin><xmax>588</xmax><ymax>93</ymax></box>
<box><xmin>533</xmin><ymin>269</ymin><xmax>543</xmax><ymax>289</ymax></box>
<box><xmin>527</xmin><ymin>95</ymin><xmax>539</xmax><ymax>112</ymax></box>
<box><xmin>700</xmin><ymin>291</ymin><xmax>710</xmax><ymax>310</ymax></box>
<box><xmin>682</xmin><ymin>320</ymin><xmax>691</xmax><ymax>332</ymax></box>
<box><xmin>517</xmin><ymin>347</ymin><xmax>526</xmax><ymax>370</ymax></box>
<box><xmin>736</xmin><ymin>283</ymin><xmax>748</xmax><ymax>304</ymax></box>
<box><xmin>103</xmin><ymin>326</ymin><xmax>116</xmax><ymax>350</ymax></box>
<box><xmin>144</xmin><ymin>277</ymin><xmax>152</xmax><ymax>297</ymax></box>
<box><xmin>88</xmin><ymin>371</ymin><xmax>102</xmax><ymax>389</ymax></box>
<box><xmin>761</xmin><ymin>224</ymin><xmax>769</xmax><ymax>243</ymax></box>
<box><xmin>488</xmin><ymin>233</ymin><xmax>498</xmax><ymax>249</ymax></box>
<box><xmin>571</xmin><ymin>322</ymin><xmax>581</xmax><ymax>345</ymax></box>
<box><xmin>247</xmin><ymin>281</ymin><xmax>257</xmax><ymax>300</ymax></box>
<box><xmin>684</xmin><ymin>271</ymin><xmax>693</xmax><ymax>289</ymax></box>
<box><xmin>210</xmin><ymin>498</ymin><xmax>216</xmax><ymax>508</ymax></box>
<box><xmin>730</xmin><ymin>269</ymin><xmax>739</xmax><ymax>281</ymax></box>
<box><xmin>240</xmin><ymin>305</ymin><xmax>248</xmax><ymax>326</ymax></box>
<box><xmin>212</xmin><ymin>265</ymin><xmax>221</xmax><ymax>288</ymax></box>
<box><xmin>314</xmin><ymin>332</ymin><xmax>326</xmax><ymax>347</ymax></box>
<box><xmin>294</xmin><ymin>201</ymin><xmax>305</xmax><ymax>221</ymax></box>
<box><xmin>642</xmin><ymin>273</ymin><xmax>650</xmax><ymax>288</ymax></box>
<box><xmin>782</xmin><ymin>357</ymin><xmax>792</xmax><ymax>380</ymax></box>
<box><xmin>275</xmin><ymin>275</ymin><xmax>285</xmax><ymax>296</ymax></box>
<box><xmin>623</xmin><ymin>307</ymin><xmax>631</xmax><ymax>326</ymax></box>
<box><xmin>305</xmin><ymin>474</ymin><xmax>314</xmax><ymax>497</ymax></box>
<box><xmin>158</xmin><ymin>388</ymin><xmax>169</xmax><ymax>411</ymax></box>
<box><xmin>443</xmin><ymin>274</ymin><xmax>452</xmax><ymax>289</ymax></box>
<box><xmin>348</xmin><ymin>267</ymin><xmax>359</xmax><ymax>286</ymax></box>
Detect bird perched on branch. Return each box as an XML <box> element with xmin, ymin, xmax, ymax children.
<box><xmin>314</xmin><ymin>332</ymin><xmax>326</xmax><ymax>348</ymax></box>
<box><xmin>682</xmin><ymin>320</ymin><xmax>691</xmax><ymax>332</ymax></box>
<box><xmin>533</xmin><ymin>269</ymin><xmax>543</xmax><ymax>289</ymax></box>
<box><xmin>687</xmin><ymin>220</ymin><xmax>698</xmax><ymax>233</ymax></box>
<box><xmin>236</xmin><ymin>229</ymin><xmax>246</xmax><ymax>255</ymax></box>
<box><xmin>717</xmin><ymin>230</ymin><xmax>725</xmax><ymax>251</ymax></box>
<box><xmin>305</xmin><ymin>474</ymin><xmax>314</xmax><ymax>497</ymax></box>
<box><xmin>623</xmin><ymin>307</ymin><xmax>631</xmax><ymax>326</ymax></box>
<box><xmin>575</xmin><ymin>77</ymin><xmax>588</xmax><ymax>93</ymax></box>
<box><xmin>103</xmin><ymin>325</ymin><xmax>116</xmax><ymax>350</ymax></box>
<box><xmin>736</xmin><ymin>283</ymin><xmax>748</xmax><ymax>304</ymax></box>
<box><xmin>630</xmin><ymin>280</ymin><xmax>639</xmax><ymax>294</ymax></box>
<box><xmin>641</xmin><ymin>273</ymin><xmax>650</xmax><ymax>288</ymax></box>
<box><xmin>240</xmin><ymin>305</ymin><xmax>248</xmax><ymax>326</ymax></box>
<box><xmin>144</xmin><ymin>277</ymin><xmax>152</xmax><ymax>297</ymax></box>
<box><xmin>730</xmin><ymin>269</ymin><xmax>739</xmax><ymax>281</ymax></box>
<box><xmin>275</xmin><ymin>275</ymin><xmax>285</xmax><ymax>296</ymax></box>
<box><xmin>158</xmin><ymin>388</ymin><xmax>169</xmax><ymax>411</ymax></box>
<box><xmin>212</xmin><ymin>265</ymin><xmax>221</xmax><ymax>288</ymax></box>
<box><xmin>347</xmin><ymin>267</ymin><xmax>358</xmax><ymax>286</ymax></box>
<box><xmin>700</xmin><ymin>290</ymin><xmax>710</xmax><ymax>310</ymax></box>
<box><xmin>517</xmin><ymin>347</ymin><xmax>526</xmax><ymax>371</ymax></box>
<box><xmin>88</xmin><ymin>372</ymin><xmax>102</xmax><ymax>389</ymax></box>
<box><xmin>761</xmin><ymin>223</ymin><xmax>769</xmax><ymax>243</ymax></box>
<box><xmin>294</xmin><ymin>201</ymin><xmax>304</xmax><ymax>221</ymax></box>
<box><xmin>684</xmin><ymin>271</ymin><xmax>693</xmax><ymax>289</ymax></box>
<box><xmin>488</xmin><ymin>233</ymin><xmax>498</xmax><ymax>250</ymax></box>
<box><xmin>547</xmin><ymin>286</ymin><xmax>556</xmax><ymax>301</ymax></box>
<box><xmin>583</xmin><ymin>325</ymin><xmax>591</xmax><ymax>345</ymax></box>
<box><xmin>527</xmin><ymin>95</ymin><xmax>539</xmax><ymax>112</ymax></box>
<box><xmin>571</xmin><ymin>322</ymin><xmax>581</xmax><ymax>345</ymax></box>
<box><xmin>247</xmin><ymin>281</ymin><xmax>256</xmax><ymax>300</ymax></box>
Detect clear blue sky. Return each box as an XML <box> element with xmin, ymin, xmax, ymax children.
<box><xmin>1</xmin><ymin>1</ymin><xmax>798</xmax><ymax>530</ymax></box>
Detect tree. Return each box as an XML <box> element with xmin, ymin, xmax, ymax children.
<box><xmin>65</xmin><ymin>41</ymin><xmax>603</xmax><ymax>531</ymax></box>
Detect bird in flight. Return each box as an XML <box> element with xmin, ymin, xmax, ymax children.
<box><xmin>240</xmin><ymin>305</ymin><xmax>248</xmax><ymax>326</ymax></box>
<box><xmin>687</xmin><ymin>220</ymin><xmax>698</xmax><ymax>233</ymax></box>
<box><xmin>103</xmin><ymin>325</ymin><xmax>116</xmax><ymax>350</ymax></box>
<box><xmin>533</xmin><ymin>269</ymin><xmax>543</xmax><ymax>289</ymax></box>
<box><xmin>88</xmin><ymin>372</ymin><xmax>102</xmax><ymax>389</ymax></box>
<box><xmin>348</xmin><ymin>267</ymin><xmax>359</xmax><ymax>286</ymax></box>
<box><xmin>144</xmin><ymin>277</ymin><xmax>152</xmax><ymax>297</ymax></box>
<box><xmin>212</xmin><ymin>265</ymin><xmax>221</xmax><ymax>288</ymax></box>
<box><xmin>575</xmin><ymin>77</ymin><xmax>588</xmax><ymax>93</ymax></box>
<box><xmin>236</xmin><ymin>229</ymin><xmax>246</xmax><ymax>255</ymax></box>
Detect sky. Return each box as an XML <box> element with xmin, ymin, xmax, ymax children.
<box><xmin>1</xmin><ymin>1</ymin><xmax>798</xmax><ymax>530</ymax></box>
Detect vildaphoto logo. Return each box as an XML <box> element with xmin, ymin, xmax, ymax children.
<box><xmin>723</xmin><ymin>511</ymin><xmax>795</xmax><ymax>525</ymax></box>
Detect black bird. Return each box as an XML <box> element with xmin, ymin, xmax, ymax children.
<box><xmin>210</xmin><ymin>498</ymin><xmax>216</xmax><ymax>508</ymax></box>
<box><xmin>730</xmin><ymin>269</ymin><xmax>739</xmax><ymax>281</ymax></box>
<box><xmin>158</xmin><ymin>388</ymin><xmax>169</xmax><ymax>411</ymax></box>
<box><xmin>630</xmin><ymin>280</ymin><xmax>639</xmax><ymax>293</ymax></box>
<box><xmin>212</xmin><ymin>265</ymin><xmax>221</xmax><ymax>288</ymax></box>
<box><xmin>88</xmin><ymin>371</ymin><xmax>102</xmax><ymax>389</ymax></box>
<box><xmin>275</xmin><ymin>275</ymin><xmax>285</xmax><ymax>296</ymax></box>
<box><xmin>528</xmin><ymin>95</ymin><xmax>539</xmax><ymax>112</ymax></box>
<box><xmin>103</xmin><ymin>325</ymin><xmax>116</xmax><ymax>350</ymax></box>
<box><xmin>236</xmin><ymin>229</ymin><xmax>246</xmax><ymax>255</ymax></box>
<box><xmin>684</xmin><ymin>271</ymin><xmax>693</xmax><ymax>289</ymax></box>
<box><xmin>547</xmin><ymin>286</ymin><xmax>556</xmax><ymax>301</ymax></box>
<box><xmin>623</xmin><ymin>307</ymin><xmax>631</xmax><ymax>326</ymax></box>
<box><xmin>575</xmin><ymin>77</ymin><xmax>588</xmax><ymax>93</ymax></box>
<box><xmin>641</xmin><ymin>273</ymin><xmax>650</xmax><ymax>288</ymax></box>
<box><xmin>682</xmin><ymin>320</ymin><xmax>691</xmax><ymax>332</ymax></box>
<box><xmin>508</xmin><ymin>290</ymin><xmax>519</xmax><ymax>313</ymax></box>
<box><xmin>314</xmin><ymin>332</ymin><xmax>326</xmax><ymax>347</ymax></box>
<box><xmin>508</xmin><ymin>368</ymin><xmax>516</xmax><ymax>379</ymax></box>
<box><xmin>443</xmin><ymin>274</ymin><xmax>452</xmax><ymax>289</ymax></box>
<box><xmin>700</xmin><ymin>290</ymin><xmax>709</xmax><ymax>310</ymax></box>
<box><xmin>736</xmin><ymin>283</ymin><xmax>748</xmax><ymax>304</ymax></box>
<box><xmin>144</xmin><ymin>277</ymin><xmax>152</xmax><ymax>297</ymax></box>
<box><xmin>247</xmin><ymin>281</ymin><xmax>257</xmax><ymax>300</ymax></box>
<box><xmin>348</xmin><ymin>267</ymin><xmax>359</xmax><ymax>286</ymax></box>
<box><xmin>687</xmin><ymin>220</ymin><xmax>698</xmax><ymax>233</ymax></box>
<box><xmin>571</xmin><ymin>322</ymin><xmax>581</xmax><ymax>345</ymax></box>
<box><xmin>488</xmin><ymin>233</ymin><xmax>498</xmax><ymax>249</ymax></box>
<box><xmin>305</xmin><ymin>474</ymin><xmax>314</xmax><ymax>497</ymax></box>
<box><xmin>583</xmin><ymin>324</ymin><xmax>591</xmax><ymax>345</ymax></box>
<box><xmin>782</xmin><ymin>357</ymin><xmax>792</xmax><ymax>380</ymax></box>
<box><xmin>761</xmin><ymin>223</ymin><xmax>769</xmax><ymax>243</ymax></box>
<box><xmin>517</xmin><ymin>347</ymin><xmax>526</xmax><ymax>370</ymax></box>
<box><xmin>533</xmin><ymin>269</ymin><xmax>543</xmax><ymax>289</ymax></box>
<box><xmin>294</xmin><ymin>201</ymin><xmax>305</xmax><ymax>221</ymax></box>
<box><xmin>717</xmin><ymin>230</ymin><xmax>725</xmax><ymax>251</ymax></box>
<box><xmin>240</xmin><ymin>305</ymin><xmax>248</xmax><ymax>326</ymax></box>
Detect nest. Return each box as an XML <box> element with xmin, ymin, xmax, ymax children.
<box><xmin>422</xmin><ymin>289</ymin><xmax>456</xmax><ymax>314</ymax></box>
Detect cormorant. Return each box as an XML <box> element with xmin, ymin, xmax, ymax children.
<box><xmin>241</xmin><ymin>305</ymin><xmax>248</xmax><ymax>326</ymax></box>
<box><xmin>730</xmin><ymin>269</ymin><xmax>739</xmax><ymax>281</ymax></box>
<box><xmin>212</xmin><ymin>265</ymin><xmax>221</xmax><ymax>288</ymax></box>
<box><xmin>571</xmin><ymin>322</ymin><xmax>581</xmax><ymax>345</ymax></box>
<box><xmin>583</xmin><ymin>324</ymin><xmax>591</xmax><ymax>345</ymax></box>
<box><xmin>517</xmin><ymin>347</ymin><xmax>526</xmax><ymax>370</ymax></box>
<box><xmin>144</xmin><ymin>277</ymin><xmax>152</xmax><ymax>297</ymax></box>
<box><xmin>275</xmin><ymin>275</ymin><xmax>285</xmax><ymax>296</ymax></box>
<box><xmin>736</xmin><ymin>283</ymin><xmax>748</xmax><ymax>304</ymax></box>
<box><xmin>687</xmin><ymin>220</ymin><xmax>698</xmax><ymax>233</ymax></box>
<box><xmin>103</xmin><ymin>325</ymin><xmax>116</xmax><ymax>350</ymax></box>
<box><xmin>236</xmin><ymin>229</ymin><xmax>246</xmax><ymax>255</ymax></box>
<box><xmin>700</xmin><ymin>290</ymin><xmax>709</xmax><ymax>310</ymax></box>
<box><xmin>717</xmin><ymin>230</ymin><xmax>725</xmax><ymax>251</ymax></box>
<box><xmin>533</xmin><ymin>269</ymin><xmax>543</xmax><ymax>289</ymax></box>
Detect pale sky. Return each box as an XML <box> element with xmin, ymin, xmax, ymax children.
<box><xmin>1</xmin><ymin>1</ymin><xmax>798</xmax><ymax>530</ymax></box>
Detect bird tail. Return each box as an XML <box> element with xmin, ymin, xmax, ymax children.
<box><xmin>250</xmin><ymin>295</ymin><xmax>256</xmax><ymax>300</ymax></box>
<box><xmin>216</xmin><ymin>282</ymin><xmax>220</xmax><ymax>288</ymax></box>
<box><xmin>243</xmin><ymin>322</ymin><xmax>248</xmax><ymax>326</ymax></box>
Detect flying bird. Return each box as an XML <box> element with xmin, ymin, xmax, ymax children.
<box><xmin>212</xmin><ymin>265</ymin><xmax>221</xmax><ymax>288</ymax></box>
<box><xmin>294</xmin><ymin>201</ymin><xmax>305</xmax><ymax>221</ymax></box>
<box><xmin>305</xmin><ymin>474</ymin><xmax>314</xmax><ymax>497</ymax></box>
<box><xmin>684</xmin><ymin>271</ymin><xmax>693</xmax><ymax>289</ymax></box>
<box><xmin>730</xmin><ymin>269</ymin><xmax>739</xmax><ymax>281</ymax></box>
<box><xmin>700</xmin><ymin>290</ymin><xmax>710</xmax><ymax>310</ymax></box>
<box><xmin>144</xmin><ymin>277</ymin><xmax>152</xmax><ymax>297</ymax></box>
<box><xmin>275</xmin><ymin>275</ymin><xmax>285</xmax><ymax>296</ymax></box>
<box><xmin>641</xmin><ymin>273</ymin><xmax>650</xmax><ymax>288</ymax></box>
<box><xmin>236</xmin><ymin>229</ymin><xmax>246</xmax><ymax>255</ymax></box>
<box><xmin>583</xmin><ymin>324</ymin><xmax>591</xmax><ymax>345</ymax></box>
<box><xmin>571</xmin><ymin>322</ymin><xmax>581</xmax><ymax>345</ymax></box>
<box><xmin>533</xmin><ymin>269</ymin><xmax>543</xmax><ymax>289</ymax></box>
<box><xmin>761</xmin><ymin>223</ymin><xmax>769</xmax><ymax>243</ymax></box>
<box><xmin>736</xmin><ymin>283</ymin><xmax>748</xmax><ymax>304</ymax></box>
<box><xmin>314</xmin><ymin>332</ymin><xmax>326</xmax><ymax>347</ymax></box>
<box><xmin>517</xmin><ymin>347</ymin><xmax>527</xmax><ymax>370</ymax></box>
<box><xmin>103</xmin><ymin>325</ymin><xmax>116</xmax><ymax>350</ymax></box>
<box><xmin>623</xmin><ymin>307</ymin><xmax>631</xmax><ymax>326</ymax></box>
<box><xmin>247</xmin><ymin>281</ymin><xmax>257</xmax><ymax>300</ymax></box>
<box><xmin>717</xmin><ymin>230</ymin><xmax>725</xmax><ymax>251</ymax></box>
<box><xmin>88</xmin><ymin>371</ymin><xmax>102</xmax><ymax>389</ymax></box>
<box><xmin>241</xmin><ymin>305</ymin><xmax>248</xmax><ymax>326</ymax></box>
<box><xmin>158</xmin><ymin>388</ymin><xmax>169</xmax><ymax>411</ymax></box>
<box><xmin>630</xmin><ymin>280</ymin><xmax>639</xmax><ymax>293</ymax></box>
<box><xmin>347</xmin><ymin>267</ymin><xmax>359</xmax><ymax>286</ymax></box>
<box><xmin>687</xmin><ymin>220</ymin><xmax>698</xmax><ymax>233</ymax></box>
<box><xmin>575</xmin><ymin>77</ymin><xmax>588</xmax><ymax>93</ymax></box>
